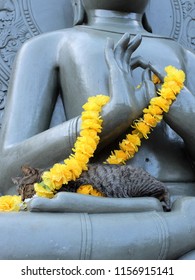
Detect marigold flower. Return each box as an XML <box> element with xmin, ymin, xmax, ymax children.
<box><xmin>150</xmin><ymin>96</ymin><xmax>172</xmax><ymax>112</ymax></box>
<box><xmin>152</xmin><ymin>74</ymin><xmax>161</xmax><ymax>84</ymax></box>
<box><xmin>88</xmin><ymin>95</ymin><xmax>110</xmax><ymax>106</ymax></box>
<box><xmin>80</xmin><ymin>129</ymin><xmax>100</xmax><ymax>143</ymax></box>
<box><xmin>81</xmin><ymin>120</ymin><xmax>102</xmax><ymax>132</ymax></box>
<box><xmin>77</xmin><ymin>185</ymin><xmax>105</xmax><ymax>196</ymax></box>
<box><xmin>74</xmin><ymin>152</ymin><xmax>89</xmax><ymax>170</ymax></box>
<box><xmin>143</xmin><ymin>105</ymin><xmax>163</xmax><ymax>116</ymax></box>
<box><xmin>41</xmin><ymin>172</ymin><xmax>55</xmax><ymax>190</ymax></box>
<box><xmin>106</xmin><ymin>150</ymin><xmax>129</xmax><ymax>164</ymax></box>
<box><xmin>164</xmin><ymin>66</ymin><xmax>185</xmax><ymax>87</ymax></box>
<box><xmin>90</xmin><ymin>188</ymin><xmax>105</xmax><ymax>197</ymax></box>
<box><xmin>75</xmin><ymin>136</ymin><xmax>98</xmax><ymax>150</ymax></box>
<box><xmin>132</xmin><ymin>121</ymin><xmax>151</xmax><ymax>139</ymax></box>
<box><xmin>162</xmin><ymin>80</ymin><xmax>181</xmax><ymax>94</ymax></box>
<box><xmin>64</xmin><ymin>158</ymin><xmax>83</xmax><ymax>180</ymax></box>
<box><xmin>119</xmin><ymin>139</ymin><xmax>138</xmax><ymax>154</ymax></box>
<box><xmin>159</xmin><ymin>88</ymin><xmax>177</xmax><ymax>100</ymax></box>
<box><xmin>126</xmin><ymin>134</ymin><xmax>141</xmax><ymax>147</ymax></box>
<box><xmin>82</xmin><ymin>102</ymin><xmax>101</xmax><ymax>112</ymax></box>
<box><xmin>73</xmin><ymin>142</ymin><xmax>95</xmax><ymax>157</ymax></box>
<box><xmin>49</xmin><ymin>163</ymin><xmax>73</xmax><ymax>188</ymax></box>
<box><xmin>143</xmin><ymin>113</ymin><xmax>159</xmax><ymax>127</ymax></box>
<box><xmin>0</xmin><ymin>195</ymin><xmax>22</xmax><ymax>212</ymax></box>
<box><xmin>81</xmin><ymin>111</ymin><xmax>100</xmax><ymax>120</ymax></box>
<box><xmin>77</xmin><ymin>184</ymin><xmax>93</xmax><ymax>195</ymax></box>
<box><xmin>34</xmin><ymin>183</ymin><xmax>55</xmax><ymax>198</ymax></box>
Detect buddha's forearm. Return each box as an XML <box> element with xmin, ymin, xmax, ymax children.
<box><xmin>100</xmin><ymin>101</ymin><xmax>133</xmax><ymax>146</ymax></box>
<box><xmin>0</xmin><ymin>117</ymin><xmax>80</xmax><ymax>194</ymax></box>
<box><xmin>163</xmin><ymin>89</ymin><xmax>195</xmax><ymax>160</ymax></box>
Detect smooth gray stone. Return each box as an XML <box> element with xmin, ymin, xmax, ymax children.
<box><xmin>28</xmin><ymin>192</ymin><xmax>164</xmax><ymax>213</ymax></box>
<box><xmin>0</xmin><ymin>197</ymin><xmax>195</xmax><ymax>260</ymax></box>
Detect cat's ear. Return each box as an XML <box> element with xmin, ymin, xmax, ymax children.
<box><xmin>71</xmin><ymin>0</ymin><xmax>85</xmax><ymax>25</ymax></box>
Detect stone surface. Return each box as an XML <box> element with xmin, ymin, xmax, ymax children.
<box><xmin>0</xmin><ymin>0</ymin><xmax>73</xmax><ymax>128</ymax></box>
<box><xmin>0</xmin><ymin>0</ymin><xmax>195</xmax><ymax>128</ymax></box>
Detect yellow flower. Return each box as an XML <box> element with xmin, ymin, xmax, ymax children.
<box><xmin>132</xmin><ymin>121</ymin><xmax>151</xmax><ymax>139</ymax></box>
<box><xmin>80</xmin><ymin>128</ymin><xmax>99</xmax><ymax>138</ymax></box>
<box><xmin>143</xmin><ymin>105</ymin><xmax>163</xmax><ymax>116</ymax></box>
<box><xmin>77</xmin><ymin>184</ymin><xmax>93</xmax><ymax>195</ymax></box>
<box><xmin>0</xmin><ymin>195</ymin><xmax>22</xmax><ymax>212</ymax></box>
<box><xmin>41</xmin><ymin>171</ymin><xmax>56</xmax><ymax>191</ymax></box>
<box><xmin>82</xmin><ymin>95</ymin><xmax>110</xmax><ymax>111</ymax></box>
<box><xmin>81</xmin><ymin>119</ymin><xmax>102</xmax><ymax>132</ymax></box>
<box><xmin>164</xmin><ymin>66</ymin><xmax>185</xmax><ymax>87</ymax></box>
<box><xmin>150</xmin><ymin>96</ymin><xmax>172</xmax><ymax>112</ymax></box>
<box><xmin>73</xmin><ymin>142</ymin><xmax>95</xmax><ymax>157</ymax></box>
<box><xmin>34</xmin><ymin>183</ymin><xmax>55</xmax><ymax>198</ymax></box>
<box><xmin>82</xmin><ymin>102</ymin><xmax>101</xmax><ymax>112</ymax></box>
<box><xmin>119</xmin><ymin>139</ymin><xmax>138</xmax><ymax>155</ymax></box>
<box><xmin>143</xmin><ymin>113</ymin><xmax>159</xmax><ymax>127</ymax></box>
<box><xmin>126</xmin><ymin>134</ymin><xmax>141</xmax><ymax>147</ymax></box>
<box><xmin>64</xmin><ymin>158</ymin><xmax>83</xmax><ymax>180</ymax></box>
<box><xmin>90</xmin><ymin>188</ymin><xmax>105</xmax><ymax>197</ymax></box>
<box><xmin>152</xmin><ymin>74</ymin><xmax>161</xmax><ymax>84</ymax></box>
<box><xmin>50</xmin><ymin>163</ymin><xmax>74</xmax><ymax>188</ymax></box>
<box><xmin>74</xmin><ymin>152</ymin><xmax>89</xmax><ymax>170</ymax></box>
<box><xmin>88</xmin><ymin>95</ymin><xmax>110</xmax><ymax>106</ymax></box>
<box><xmin>159</xmin><ymin>87</ymin><xmax>177</xmax><ymax>100</ymax></box>
<box><xmin>42</xmin><ymin>164</ymin><xmax>72</xmax><ymax>190</ymax></box>
<box><xmin>75</xmin><ymin>136</ymin><xmax>98</xmax><ymax>151</ymax></box>
<box><xmin>163</xmin><ymin>80</ymin><xmax>181</xmax><ymax>94</ymax></box>
<box><xmin>77</xmin><ymin>185</ymin><xmax>105</xmax><ymax>197</ymax></box>
<box><xmin>81</xmin><ymin>111</ymin><xmax>100</xmax><ymax>120</ymax></box>
<box><xmin>80</xmin><ymin>129</ymin><xmax>100</xmax><ymax>144</ymax></box>
<box><xmin>106</xmin><ymin>150</ymin><xmax>129</xmax><ymax>164</ymax></box>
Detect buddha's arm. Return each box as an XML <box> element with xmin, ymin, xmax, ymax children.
<box><xmin>0</xmin><ymin>32</ymin><xmax>82</xmax><ymax>193</ymax></box>
<box><xmin>164</xmin><ymin>87</ymin><xmax>195</xmax><ymax>159</ymax></box>
<box><xmin>0</xmin><ymin>32</ymin><xmax>63</xmax><ymax>147</ymax></box>
<box><xmin>163</xmin><ymin>50</ymin><xmax>195</xmax><ymax>161</ymax></box>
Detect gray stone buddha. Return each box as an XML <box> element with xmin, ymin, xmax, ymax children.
<box><xmin>1</xmin><ymin>0</ymin><xmax>195</xmax><ymax>260</ymax></box>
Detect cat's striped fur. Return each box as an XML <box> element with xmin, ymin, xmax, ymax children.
<box><xmin>66</xmin><ymin>164</ymin><xmax>171</xmax><ymax>211</ymax></box>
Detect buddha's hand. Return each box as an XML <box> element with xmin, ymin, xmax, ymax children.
<box><xmin>104</xmin><ymin>33</ymin><xmax>157</xmax><ymax>122</ymax></box>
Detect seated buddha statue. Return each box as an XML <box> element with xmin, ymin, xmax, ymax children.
<box><xmin>1</xmin><ymin>0</ymin><xmax>195</xmax><ymax>260</ymax></box>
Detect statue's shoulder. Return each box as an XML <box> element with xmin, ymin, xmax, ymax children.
<box><xmin>19</xmin><ymin>28</ymin><xmax>82</xmax><ymax>50</ymax></box>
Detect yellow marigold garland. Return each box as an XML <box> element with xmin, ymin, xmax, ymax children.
<box><xmin>34</xmin><ymin>95</ymin><xmax>110</xmax><ymax>198</ymax></box>
<box><xmin>105</xmin><ymin>65</ymin><xmax>185</xmax><ymax>164</ymax></box>
<box><xmin>0</xmin><ymin>195</ymin><xmax>22</xmax><ymax>212</ymax></box>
